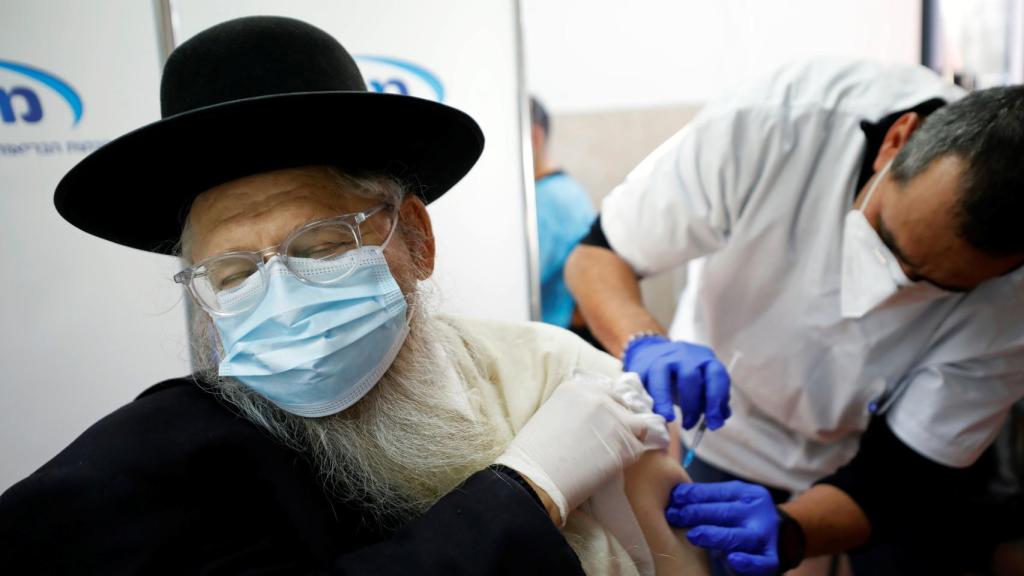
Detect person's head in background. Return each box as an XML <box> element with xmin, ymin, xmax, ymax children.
<box><xmin>530</xmin><ymin>96</ymin><xmax>555</xmax><ymax>180</ymax></box>
<box><xmin>860</xmin><ymin>85</ymin><xmax>1024</xmax><ymax>291</ymax></box>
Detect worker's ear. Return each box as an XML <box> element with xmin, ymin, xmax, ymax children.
<box><xmin>530</xmin><ymin>123</ymin><xmax>546</xmax><ymax>153</ymax></box>
<box><xmin>873</xmin><ymin>112</ymin><xmax>921</xmax><ymax>172</ymax></box>
<box><xmin>398</xmin><ymin>195</ymin><xmax>435</xmax><ymax>280</ymax></box>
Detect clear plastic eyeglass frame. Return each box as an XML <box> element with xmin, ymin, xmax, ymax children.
<box><xmin>174</xmin><ymin>204</ymin><xmax>397</xmax><ymax>316</ymax></box>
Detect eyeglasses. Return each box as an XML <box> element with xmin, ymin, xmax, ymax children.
<box><xmin>175</xmin><ymin>204</ymin><xmax>396</xmax><ymax>316</ymax></box>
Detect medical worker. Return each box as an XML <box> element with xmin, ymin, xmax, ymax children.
<box><xmin>566</xmin><ymin>59</ymin><xmax>1024</xmax><ymax>575</ymax></box>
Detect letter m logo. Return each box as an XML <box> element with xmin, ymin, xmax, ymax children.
<box><xmin>0</xmin><ymin>60</ymin><xmax>82</xmax><ymax>127</ymax></box>
<box><xmin>0</xmin><ymin>87</ymin><xmax>43</xmax><ymax>124</ymax></box>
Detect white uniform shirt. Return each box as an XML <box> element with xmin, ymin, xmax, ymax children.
<box><xmin>601</xmin><ymin>59</ymin><xmax>1024</xmax><ymax>491</ymax></box>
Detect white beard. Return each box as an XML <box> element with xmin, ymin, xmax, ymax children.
<box><xmin>190</xmin><ymin>288</ymin><xmax>504</xmax><ymax>529</ymax></box>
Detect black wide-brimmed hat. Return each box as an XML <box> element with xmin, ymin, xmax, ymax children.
<box><xmin>54</xmin><ymin>15</ymin><xmax>484</xmax><ymax>254</ymax></box>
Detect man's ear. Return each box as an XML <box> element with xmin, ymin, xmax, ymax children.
<box><xmin>530</xmin><ymin>124</ymin><xmax>546</xmax><ymax>152</ymax></box>
<box><xmin>399</xmin><ymin>196</ymin><xmax>435</xmax><ymax>280</ymax></box>
<box><xmin>873</xmin><ymin>112</ymin><xmax>921</xmax><ymax>172</ymax></box>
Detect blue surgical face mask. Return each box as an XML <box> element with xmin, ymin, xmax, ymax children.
<box><xmin>213</xmin><ymin>246</ymin><xmax>408</xmax><ymax>417</ymax></box>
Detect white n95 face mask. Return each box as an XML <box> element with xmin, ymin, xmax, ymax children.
<box><xmin>840</xmin><ymin>160</ymin><xmax>909</xmax><ymax>318</ymax></box>
<box><xmin>213</xmin><ymin>247</ymin><xmax>408</xmax><ymax>418</ymax></box>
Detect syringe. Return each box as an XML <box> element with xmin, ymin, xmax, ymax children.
<box><xmin>682</xmin><ymin>352</ymin><xmax>740</xmax><ymax>469</ymax></box>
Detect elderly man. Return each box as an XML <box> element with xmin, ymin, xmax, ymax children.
<box><xmin>0</xmin><ymin>16</ymin><xmax>707</xmax><ymax>576</ymax></box>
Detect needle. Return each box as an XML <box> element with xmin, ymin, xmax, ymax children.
<box><xmin>682</xmin><ymin>352</ymin><xmax>740</xmax><ymax>469</ymax></box>
<box><xmin>682</xmin><ymin>418</ymin><xmax>706</xmax><ymax>469</ymax></box>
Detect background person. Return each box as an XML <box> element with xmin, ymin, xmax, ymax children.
<box><xmin>531</xmin><ymin>96</ymin><xmax>598</xmax><ymax>344</ymax></box>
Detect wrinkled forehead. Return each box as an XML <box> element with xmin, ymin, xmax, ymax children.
<box><xmin>185</xmin><ymin>166</ymin><xmax>380</xmax><ymax>261</ymax></box>
<box><xmin>188</xmin><ymin>166</ymin><xmax>377</xmax><ymax>223</ymax></box>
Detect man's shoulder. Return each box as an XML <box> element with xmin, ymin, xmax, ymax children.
<box><xmin>537</xmin><ymin>172</ymin><xmax>594</xmax><ymax>216</ymax></box>
<box><xmin>438</xmin><ymin>313</ymin><xmax>583</xmax><ymax>344</ymax></box>
<box><xmin>8</xmin><ymin>376</ymin><xmax>275</xmax><ymax>490</ymax></box>
<box><xmin>434</xmin><ymin>315</ymin><xmax>620</xmax><ymax>426</ymax></box>
<box><xmin>537</xmin><ymin>171</ymin><xmax>587</xmax><ymax>196</ymax></box>
<box><xmin>436</xmin><ymin>314</ymin><xmax>619</xmax><ymax>376</ymax></box>
<box><xmin>108</xmin><ymin>375</ymin><xmax>261</xmax><ymax>445</ymax></box>
<box><xmin>0</xmin><ymin>377</ymin><xmax>348</xmax><ymax>573</ymax></box>
<box><xmin>707</xmin><ymin>58</ymin><xmax>964</xmax><ymax>122</ymax></box>
<box><xmin>136</xmin><ymin>374</ymin><xmax>202</xmax><ymax>400</ymax></box>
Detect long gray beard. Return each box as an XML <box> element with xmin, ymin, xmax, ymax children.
<box><xmin>190</xmin><ymin>290</ymin><xmax>504</xmax><ymax>529</ymax></box>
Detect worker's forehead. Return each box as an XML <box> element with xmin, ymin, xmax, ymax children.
<box><xmin>882</xmin><ymin>156</ymin><xmax>1023</xmax><ymax>288</ymax></box>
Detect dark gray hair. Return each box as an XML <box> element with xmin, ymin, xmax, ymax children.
<box><xmin>891</xmin><ymin>85</ymin><xmax>1024</xmax><ymax>257</ymax></box>
<box><xmin>530</xmin><ymin>96</ymin><xmax>550</xmax><ymax>139</ymax></box>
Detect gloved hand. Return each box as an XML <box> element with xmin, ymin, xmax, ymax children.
<box><xmin>665</xmin><ymin>481</ymin><xmax>780</xmax><ymax>576</ymax></box>
<box><xmin>622</xmin><ymin>336</ymin><xmax>731</xmax><ymax>429</ymax></box>
<box><xmin>606</xmin><ymin>371</ymin><xmax>671</xmax><ymax>449</ymax></box>
<box><xmin>496</xmin><ymin>371</ymin><xmax>668</xmax><ymax>525</ymax></box>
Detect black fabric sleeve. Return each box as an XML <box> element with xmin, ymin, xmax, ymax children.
<box><xmin>1</xmin><ymin>465</ymin><xmax>581</xmax><ymax>576</ymax></box>
<box><xmin>488</xmin><ymin>463</ymin><xmax>546</xmax><ymax>510</ymax></box>
<box><xmin>332</xmin><ymin>468</ymin><xmax>583</xmax><ymax>575</ymax></box>
<box><xmin>578</xmin><ymin>214</ymin><xmax>612</xmax><ymax>250</ymax></box>
<box><xmin>0</xmin><ymin>379</ymin><xmax>584</xmax><ymax>576</ymax></box>
<box><xmin>816</xmin><ymin>416</ymin><xmax>992</xmax><ymax>548</ymax></box>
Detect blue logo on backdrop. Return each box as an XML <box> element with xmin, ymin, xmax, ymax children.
<box><xmin>0</xmin><ymin>60</ymin><xmax>82</xmax><ymax>126</ymax></box>
<box><xmin>355</xmin><ymin>56</ymin><xmax>445</xmax><ymax>102</ymax></box>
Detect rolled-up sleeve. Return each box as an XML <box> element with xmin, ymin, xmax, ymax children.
<box><xmin>886</xmin><ymin>353</ymin><xmax>1024</xmax><ymax>468</ymax></box>
<box><xmin>600</xmin><ymin>107</ymin><xmax>777</xmax><ymax>277</ymax></box>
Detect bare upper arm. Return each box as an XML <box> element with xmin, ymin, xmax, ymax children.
<box><xmin>624</xmin><ymin>424</ymin><xmax>710</xmax><ymax>576</ymax></box>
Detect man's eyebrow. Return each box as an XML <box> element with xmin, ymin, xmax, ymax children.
<box><xmin>877</xmin><ymin>216</ymin><xmax>921</xmax><ymax>270</ymax></box>
<box><xmin>877</xmin><ymin>217</ymin><xmax>973</xmax><ymax>292</ymax></box>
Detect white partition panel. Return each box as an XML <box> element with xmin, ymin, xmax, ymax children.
<box><xmin>0</xmin><ymin>0</ymin><xmax>191</xmax><ymax>491</ymax></box>
<box><xmin>0</xmin><ymin>0</ymin><xmax>533</xmax><ymax>492</ymax></box>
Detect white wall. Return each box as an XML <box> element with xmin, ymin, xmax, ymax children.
<box><xmin>0</xmin><ymin>0</ymin><xmax>190</xmax><ymax>491</ymax></box>
<box><xmin>524</xmin><ymin>0</ymin><xmax>922</xmax><ymax>113</ymax></box>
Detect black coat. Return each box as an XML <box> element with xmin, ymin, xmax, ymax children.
<box><xmin>0</xmin><ymin>377</ymin><xmax>585</xmax><ymax>575</ymax></box>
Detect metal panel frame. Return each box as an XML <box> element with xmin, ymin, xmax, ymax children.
<box><xmin>513</xmin><ymin>0</ymin><xmax>541</xmax><ymax>321</ymax></box>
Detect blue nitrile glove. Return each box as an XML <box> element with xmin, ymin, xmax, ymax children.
<box><xmin>621</xmin><ymin>336</ymin><xmax>731</xmax><ymax>429</ymax></box>
<box><xmin>665</xmin><ymin>481</ymin><xmax>780</xmax><ymax>576</ymax></box>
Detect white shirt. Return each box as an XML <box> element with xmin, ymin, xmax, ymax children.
<box><xmin>432</xmin><ymin>315</ymin><xmax>647</xmax><ymax>576</ymax></box>
<box><xmin>601</xmin><ymin>59</ymin><xmax>1024</xmax><ymax>491</ymax></box>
